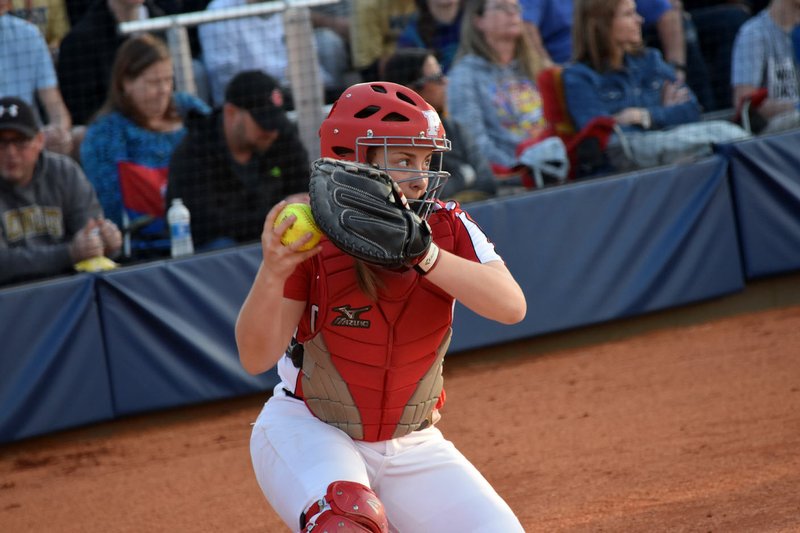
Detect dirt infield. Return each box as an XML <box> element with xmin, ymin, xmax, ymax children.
<box><xmin>2</xmin><ymin>277</ymin><xmax>799</xmax><ymax>532</ymax></box>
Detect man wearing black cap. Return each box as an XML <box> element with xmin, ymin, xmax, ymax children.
<box><xmin>167</xmin><ymin>70</ymin><xmax>310</xmax><ymax>250</ymax></box>
<box><xmin>0</xmin><ymin>97</ymin><xmax>122</xmax><ymax>286</ymax></box>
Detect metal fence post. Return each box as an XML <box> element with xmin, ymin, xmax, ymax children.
<box><xmin>166</xmin><ymin>24</ymin><xmax>197</xmax><ymax>96</ymax></box>
<box><xmin>284</xmin><ymin>6</ymin><xmax>324</xmax><ymax>162</ymax></box>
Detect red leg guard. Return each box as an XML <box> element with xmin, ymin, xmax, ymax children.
<box><xmin>302</xmin><ymin>481</ymin><xmax>388</xmax><ymax>533</ymax></box>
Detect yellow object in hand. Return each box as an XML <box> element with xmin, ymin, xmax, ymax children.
<box><xmin>74</xmin><ymin>256</ymin><xmax>119</xmax><ymax>272</ymax></box>
<box><xmin>273</xmin><ymin>203</ymin><xmax>322</xmax><ymax>251</ymax></box>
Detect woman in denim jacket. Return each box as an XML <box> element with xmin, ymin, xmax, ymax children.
<box><xmin>562</xmin><ymin>0</ymin><xmax>749</xmax><ymax>170</ymax></box>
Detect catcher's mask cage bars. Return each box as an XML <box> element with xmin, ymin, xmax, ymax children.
<box><xmin>355</xmin><ymin>134</ymin><xmax>452</xmax><ymax>220</ymax></box>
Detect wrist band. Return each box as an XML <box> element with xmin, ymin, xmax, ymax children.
<box><xmin>414</xmin><ymin>242</ymin><xmax>440</xmax><ymax>275</ymax></box>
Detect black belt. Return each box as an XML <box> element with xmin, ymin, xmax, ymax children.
<box><xmin>283</xmin><ymin>388</ymin><xmax>303</xmax><ymax>400</ymax></box>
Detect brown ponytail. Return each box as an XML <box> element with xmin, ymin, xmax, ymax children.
<box><xmin>355</xmin><ymin>260</ymin><xmax>383</xmax><ymax>301</ymax></box>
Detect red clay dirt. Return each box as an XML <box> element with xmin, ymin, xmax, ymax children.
<box><xmin>1</xmin><ymin>280</ymin><xmax>799</xmax><ymax>532</ymax></box>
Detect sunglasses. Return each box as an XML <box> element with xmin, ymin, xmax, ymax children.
<box><xmin>411</xmin><ymin>72</ymin><xmax>446</xmax><ymax>90</ymax></box>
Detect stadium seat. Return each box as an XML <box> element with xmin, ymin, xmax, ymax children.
<box><xmin>733</xmin><ymin>87</ymin><xmax>769</xmax><ymax>134</ymax></box>
<box><xmin>535</xmin><ymin>66</ymin><xmax>617</xmax><ymax>179</ymax></box>
<box><xmin>118</xmin><ymin>162</ymin><xmax>171</xmax><ymax>259</ymax></box>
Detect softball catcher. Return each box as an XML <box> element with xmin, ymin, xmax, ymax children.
<box><xmin>237</xmin><ymin>81</ymin><xmax>527</xmax><ymax>532</ymax></box>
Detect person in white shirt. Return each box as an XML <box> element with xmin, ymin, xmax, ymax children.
<box><xmin>199</xmin><ymin>0</ymin><xmax>348</xmax><ymax>106</ymax></box>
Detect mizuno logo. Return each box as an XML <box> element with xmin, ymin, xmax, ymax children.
<box><xmin>331</xmin><ymin>305</ymin><xmax>371</xmax><ymax>328</ymax></box>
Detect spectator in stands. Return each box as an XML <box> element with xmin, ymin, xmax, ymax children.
<box><xmin>563</xmin><ymin>0</ymin><xmax>750</xmax><ymax>170</ymax></box>
<box><xmin>731</xmin><ymin>0</ymin><xmax>800</xmax><ymax>132</ymax></box>
<box><xmin>9</xmin><ymin>0</ymin><xmax>70</xmax><ymax>54</ymax></box>
<box><xmin>639</xmin><ymin>0</ymin><xmax>718</xmax><ymax>110</ymax></box>
<box><xmin>638</xmin><ymin>0</ymin><xmax>689</xmax><ymax>76</ymax></box>
<box><xmin>199</xmin><ymin>0</ymin><xmax>348</xmax><ymax>107</ymax></box>
<box><xmin>80</xmin><ymin>33</ymin><xmax>209</xmax><ymax>259</ymax></box>
<box><xmin>57</xmin><ymin>0</ymin><xmax>165</xmax><ymax>126</ymax></box>
<box><xmin>683</xmin><ymin>0</ymin><xmax>751</xmax><ymax>112</ymax></box>
<box><xmin>447</xmin><ymin>0</ymin><xmax>555</xmax><ymax>173</ymax></box>
<box><xmin>167</xmin><ymin>70</ymin><xmax>309</xmax><ymax>250</ymax></box>
<box><xmin>152</xmin><ymin>1</ymin><xmax>210</xmax><ymax>58</ymax></box>
<box><xmin>397</xmin><ymin>0</ymin><xmax>464</xmax><ymax>73</ymax></box>
<box><xmin>519</xmin><ymin>0</ymin><xmax>569</xmax><ymax>65</ymax></box>
<box><xmin>65</xmin><ymin>0</ymin><xmax>92</xmax><ymax>25</ymax></box>
<box><xmin>382</xmin><ymin>48</ymin><xmax>497</xmax><ymax>201</ymax></box>
<box><xmin>521</xmin><ymin>0</ymin><xmax>685</xmax><ymax>65</ymax></box>
<box><xmin>66</xmin><ymin>1</ymin><xmax>208</xmax><ymax>29</ymax></box>
<box><xmin>0</xmin><ymin>96</ymin><xmax>121</xmax><ymax>286</ymax></box>
<box><xmin>311</xmin><ymin>0</ymin><xmax>351</xmax><ymax>46</ymax></box>
<box><xmin>311</xmin><ymin>0</ymin><xmax>354</xmax><ymax>98</ymax></box>
<box><xmin>520</xmin><ymin>0</ymin><xmax>717</xmax><ymax>110</ymax></box>
<box><xmin>351</xmin><ymin>0</ymin><xmax>416</xmax><ymax>81</ymax></box>
<box><xmin>0</xmin><ymin>1</ymin><xmax>73</xmax><ymax>155</ymax></box>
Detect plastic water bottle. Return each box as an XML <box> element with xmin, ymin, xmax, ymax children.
<box><xmin>167</xmin><ymin>198</ymin><xmax>194</xmax><ymax>258</ymax></box>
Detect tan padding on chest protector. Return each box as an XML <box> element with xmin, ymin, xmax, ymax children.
<box><xmin>392</xmin><ymin>328</ymin><xmax>450</xmax><ymax>438</ymax></box>
<box><xmin>301</xmin><ymin>328</ymin><xmax>453</xmax><ymax>441</ymax></box>
<box><xmin>302</xmin><ymin>334</ymin><xmax>364</xmax><ymax>440</ymax></box>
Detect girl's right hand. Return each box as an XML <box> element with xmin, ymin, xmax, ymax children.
<box><xmin>260</xmin><ymin>200</ymin><xmax>321</xmax><ymax>281</ymax></box>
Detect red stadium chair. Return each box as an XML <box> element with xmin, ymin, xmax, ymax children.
<box><xmin>535</xmin><ymin>66</ymin><xmax>616</xmax><ymax>179</ymax></box>
<box><xmin>733</xmin><ymin>87</ymin><xmax>769</xmax><ymax>134</ymax></box>
<box><xmin>118</xmin><ymin>162</ymin><xmax>170</xmax><ymax>258</ymax></box>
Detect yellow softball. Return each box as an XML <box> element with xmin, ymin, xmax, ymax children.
<box><xmin>273</xmin><ymin>203</ymin><xmax>322</xmax><ymax>251</ymax></box>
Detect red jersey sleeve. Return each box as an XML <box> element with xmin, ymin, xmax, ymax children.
<box><xmin>434</xmin><ymin>201</ymin><xmax>503</xmax><ymax>264</ymax></box>
<box><xmin>283</xmin><ymin>258</ymin><xmax>313</xmax><ymax>301</ymax></box>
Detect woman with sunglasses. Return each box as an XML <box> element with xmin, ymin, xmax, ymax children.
<box><xmin>236</xmin><ymin>81</ymin><xmax>526</xmax><ymax>532</ymax></box>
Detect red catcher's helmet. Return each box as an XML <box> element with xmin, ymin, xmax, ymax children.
<box><xmin>319</xmin><ymin>82</ymin><xmax>451</xmax><ymax>219</ymax></box>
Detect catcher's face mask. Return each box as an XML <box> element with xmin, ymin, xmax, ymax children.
<box><xmin>319</xmin><ymin>82</ymin><xmax>451</xmax><ymax>220</ymax></box>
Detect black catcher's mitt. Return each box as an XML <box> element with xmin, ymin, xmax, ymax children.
<box><xmin>309</xmin><ymin>158</ymin><xmax>440</xmax><ymax>273</ymax></box>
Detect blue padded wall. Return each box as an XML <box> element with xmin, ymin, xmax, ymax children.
<box><xmin>449</xmin><ymin>156</ymin><xmax>745</xmax><ymax>352</ymax></box>
<box><xmin>0</xmin><ymin>275</ymin><xmax>113</xmax><ymax>442</ymax></box>
<box><xmin>7</xmin><ymin>129</ymin><xmax>800</xmax><ymax>442</ymax></box>
<box><xmin>718</xmin><ymin>130</ymin><xmax>800</xmax><ymax>279</ymax></box>
<box><xmin>96</xmin><ymin>246</ymin><xmax>277</xmax><ymax>415</ymax></box>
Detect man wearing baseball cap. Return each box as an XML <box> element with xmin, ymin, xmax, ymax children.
<box><xmin>0</xmin><ymin>96</ymin><xmax>121</xmax><ymax>286</ymax></box>
<box><xmin>167</xmin><ymin>70</ymin><xmax>310</xmax><ymax>250</ymax></box>
<box><xmin>222</xmin><ymin>69</ymin><xmax>294</xmax><ymax>138</ymax></box>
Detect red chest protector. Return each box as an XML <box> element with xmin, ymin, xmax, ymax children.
<box><xmin>294</xmin><ymin>212</ymin><xmax>456</xmax><ymax>442</ymax></box>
